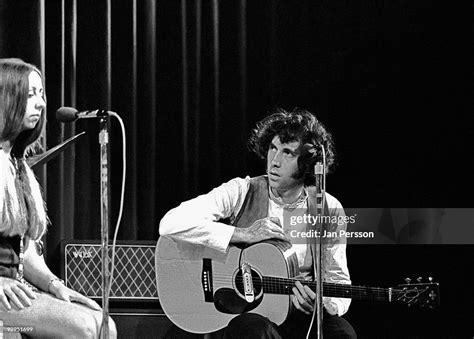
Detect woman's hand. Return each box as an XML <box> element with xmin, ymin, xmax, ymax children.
<box><xmin>49</xmin><ymin>280</ymin><xmax>101</xmax><ymax>311</ymax></box>
<box><xmin>0</xmin><ymin>276</ymin><xmax>36</xmax><ymax>311</ymax></box>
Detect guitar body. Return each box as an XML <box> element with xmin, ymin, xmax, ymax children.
<box><xmin>155</xmin><ymin>236</ymin><xmax>299</xmax><ymax>334</ymax></box>
<box><xmin>156</xmin><ymin>236</ymin><xmax>440</xmax><ymax>334</ymax></box>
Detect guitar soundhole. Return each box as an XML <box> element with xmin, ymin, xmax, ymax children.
<box><xmin>234</xmin><ymin>269</ymin><xmax>263</xmax><ymax>299</ymax></box>
<box><xmin>213</xmin><ymin>268</ymin><xmax>264</xmax><ymax>315</ymax></box>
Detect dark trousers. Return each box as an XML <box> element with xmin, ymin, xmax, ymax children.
<box><xmin>221</xmin><ymin>311</ymin><xmax>356</xmax><ymax>339</ymax></box>
<box><xmin>164</xmin><ymin>311</ymin><xmax>356</xmax><ymax>339</ymax></box>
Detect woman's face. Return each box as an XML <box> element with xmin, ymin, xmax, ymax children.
<box><xmin>22</xmin><ymin>71</ymin><xmax>45</xmax><ymax>131</ymax></box>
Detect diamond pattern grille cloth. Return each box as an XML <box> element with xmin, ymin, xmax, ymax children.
<box><xmin>65</xmin><ymin>244</ymin><xmax>158</xmax><ymax>299</ymax></box>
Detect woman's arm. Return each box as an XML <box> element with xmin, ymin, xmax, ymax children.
<box><xmin>23</xmin><ymin>239</ymin><xmax>100</xmax><ymax>310</ymax></box>
<box><xmin>23</xmin><ymin>239</ymin><xmax>57</xmax><ymax>293</ymax></box>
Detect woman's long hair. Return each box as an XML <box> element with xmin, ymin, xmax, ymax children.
<box><xmin>0</xmin><ymin>58</ymin><xmax>48</xmax><ymax>239</ymax></box>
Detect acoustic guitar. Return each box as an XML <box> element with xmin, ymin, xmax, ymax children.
<box><xmin>155</xmin><ymin>236</ymin><xmax>439</xmax><ymax>334</ymax></box>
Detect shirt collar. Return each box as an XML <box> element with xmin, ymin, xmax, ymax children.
<box><xmin>268</xmin><ymin>186</ymin><xmax>308</xmax><ymax>210</ymax></box>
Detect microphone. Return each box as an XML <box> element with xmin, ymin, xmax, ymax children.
<box><xmin>56</xmin><ymin>106</ymin><xmax>110</xmax><ymax>123</ymax></box>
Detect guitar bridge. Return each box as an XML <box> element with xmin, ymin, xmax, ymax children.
<box><xmin>202</xmin><ymin>258</ymin><xmax>214</xmax><ymax>302</ymax></box>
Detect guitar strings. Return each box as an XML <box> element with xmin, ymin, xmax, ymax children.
<box><xmin>208</xmin><ymin>280</ymin><xmax>404</xmax><ymax>301</ymax></box>
<box><xmin>209</xmin><ymin>273</ymin><xmax>410</xmax><ymax>298</ymax></box>
<box><xmin>208</xmin><ymin>282</ymin><xmax>413</xmax><ymax>301</ymax></box>
<box><xmin>210</xmin><ymin>273</ymin><xmax>406</xmax><ymax>291</ymax></box>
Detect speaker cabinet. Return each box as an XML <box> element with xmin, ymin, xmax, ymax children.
<box><xmin>60</xmin><ymin>240</ymin><xmax>157</xmax><ymax>300</ymax></box>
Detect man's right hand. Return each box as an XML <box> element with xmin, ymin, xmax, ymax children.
<box><xmin>0</xmin><ymin>276</ymin><xmax>36</xmax><ymax>311</ymax></box>
<box><xmin>231</xmin><ymin>217</ymin><xmax>288</xmax><ymax>244</ymax></box>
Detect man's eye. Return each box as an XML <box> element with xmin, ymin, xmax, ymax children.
<box><xmin>28</xmin><ymin>93</ymin><xmax>34</xmax><ymax>98</ymax></box>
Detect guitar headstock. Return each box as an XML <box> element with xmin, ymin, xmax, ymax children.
<box><xmin>394</xmin><ymin>277</ymin><xmax>440</xmax><ymax>309</ymax></box>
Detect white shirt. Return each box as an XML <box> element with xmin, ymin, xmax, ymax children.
<box><xmin>160</xmin><ymin>176</ymin><xmax>352</xmax><ymax>316</ymax></box>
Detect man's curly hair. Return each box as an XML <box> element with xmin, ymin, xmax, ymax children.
<box><xmin>248</xmin><ymin>108</ymin><xmax>336</xmax><ymax>186</ymax></box>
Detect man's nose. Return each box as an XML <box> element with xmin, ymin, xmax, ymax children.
<box><xmin>271</xmin><ymin>151</ymin><xmax>282</xmax><ymax>166</ymax></box>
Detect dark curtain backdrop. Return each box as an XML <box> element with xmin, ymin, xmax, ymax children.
<box><xmin>1</xmin><ymin>0</ymin><xmax>473</xmax><ymax>337</ymax></box>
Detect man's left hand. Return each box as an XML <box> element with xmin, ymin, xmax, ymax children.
<box><xmin>291</xmin><ymin>280</ymin><xmax>316</xmax><ymax>315</ymax></box>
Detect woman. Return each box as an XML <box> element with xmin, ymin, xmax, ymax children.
<box><xmin>0</xmin><ymin>58</ymin><xmax>116</xmax><ymax>337</ymax></box>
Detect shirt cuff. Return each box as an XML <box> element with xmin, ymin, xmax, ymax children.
<box><xmin>206</xmin><ymin>222</ymin><xmax>236</xmax><ymax>253</ymax></box>
<box><xmin>323</xmin><ymin>297</ymin><xmax>349</xmax><ymax>316</ymax></box>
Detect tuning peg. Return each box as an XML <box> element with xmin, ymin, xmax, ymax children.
<box><xmin>417</xmin><ymin>277</ymin><xmax>422</xmax><ymax>283</ymax></box>
<box><xmin>404</xmin><ymin>278</ymin><xmax>411</xmax><ymax>284</ymax></box>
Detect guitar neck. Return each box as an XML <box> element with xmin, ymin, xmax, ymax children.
<box><xmin>262</xmin><ymin>276</ymin><xmax>393</xmax><ymax>302</ymax></box>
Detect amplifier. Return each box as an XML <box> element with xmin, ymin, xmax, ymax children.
<box><xmin>60</xmin><ymin>240</ymin><xmax>158</xmax><ymax>300</ymax></box>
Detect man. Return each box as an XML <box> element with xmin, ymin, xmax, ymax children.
<box><xmin>160</xmin><ymin>108</ymin><xmax>356</xmax><ymax>338</ymax></box>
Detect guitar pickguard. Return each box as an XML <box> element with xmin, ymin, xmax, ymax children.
<box><xmin>214</xmin><ymin>288</ymin><xmax>263</xmax><ymax>314</ymax></box>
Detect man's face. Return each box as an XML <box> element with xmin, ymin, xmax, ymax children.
<box><xmin>266</xmin><ymin>135</ymin><xmax>304</xmax><ymax>193</ymax></box>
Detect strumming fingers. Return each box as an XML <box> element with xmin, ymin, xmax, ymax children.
<box><xmin>269</xmin><ymin>217</ymin><xmax>282</xmax><ymax>227</ymax></box>
<box><xmin>266</xmin><ymin>221</ymin><xmax>285</xmax><ymax>235</ymax></box>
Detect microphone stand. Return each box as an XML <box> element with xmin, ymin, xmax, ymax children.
<box><xmin>311</xmin><ymin>147</ymin><xmax>326</xmax><ymax>339</ymax></box>
<box><xmin>56</xmin><ymin>107</ymin><xmax>112</xmax><ymax>338</ymax></box>
<box><xmin>98</xmin><ymin>113</ymin><xmax>110</xmax><ymax>339</ymax></box>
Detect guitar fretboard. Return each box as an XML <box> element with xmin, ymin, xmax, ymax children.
<box><xmin>262</xmin><ymin>276</ymin><xmax>394</xmax><ymax>302</ymax></box>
